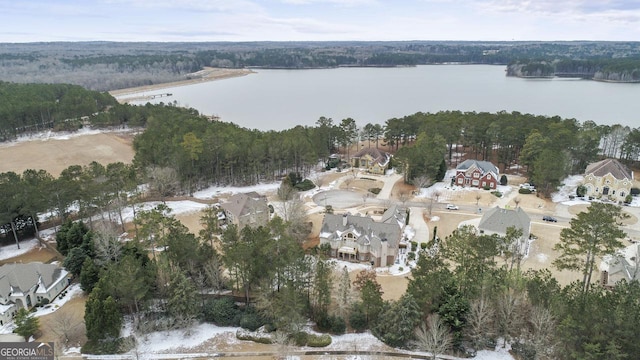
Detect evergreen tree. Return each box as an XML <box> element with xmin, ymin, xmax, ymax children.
<box><xmin>14</xmin><ymin>308</ymin><xmax>39</xmax><ymax>340</ymax></box>
<box><xmin>167</xmin><ymin>270</ymin><xmax>200</xmax><ymax>328</ymax></box>
<box><xmin>553</xmin><ymin>202</ymin><xmax>627</xmax><ymax>293</ymax></box>
<box><xmin>84</xmin><ymin>283</ymin><xmax>122</xmax><ymax>345</ymax></box>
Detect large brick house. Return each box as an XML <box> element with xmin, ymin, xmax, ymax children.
<box><xmin>455</xmin><ymin>159</ymin><xmax>499</xmax><ymax>189</ymax></box>
<box><xmin>221</xmin><ymin>192</ymin><xmax>270</xmax><ymax>230</ymax></box>
<box><xmin>319</xmin><ymin>205</ymin><xmax>405</xmax><ymax>267</ymax></box>
<box><xmin>583</xmin><ymin>158</ymin><xmax>634</xmax><ymax>202</ymax></box>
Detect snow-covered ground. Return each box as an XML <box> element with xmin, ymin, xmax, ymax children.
<box><xmin>0</xmin><ymin>126</ymin><xmax>138</xmax><ymax>148</ymax></box>
<box><xmin>0</xmin><ymin>284</ymin><xmax>83</xmax><ymax>335</ymax></box>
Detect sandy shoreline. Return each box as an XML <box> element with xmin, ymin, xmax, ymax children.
<box><xmin>109</xmin><ymin>67</ymin><xmax>254</xmax><ymax>103</ymax></box>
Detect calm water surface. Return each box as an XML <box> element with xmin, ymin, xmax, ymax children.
<box><xmin>133</xmin><ymin>65</ymin><xmax>640</xmax><ymax>131</ymax></box>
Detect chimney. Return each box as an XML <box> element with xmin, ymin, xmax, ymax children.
<box><xmin>343</xmin><ymin>213</ymin><xmax>348</xmax><ymax>226</ymax></box>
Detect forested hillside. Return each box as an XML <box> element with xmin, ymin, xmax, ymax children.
<box><xmin>0</xmin><ymin>82</ymin><xmax>117</xmax><ymax>140</ymax></box>
<box><xmin>507</xmin><ymin>58</ymin><xmax>640</xmax><ymax>82</ymax></box>
<box><xmin>2</xmin><ymin>41</ymin><xmax>640</xmax><ymax>90</ymax></box>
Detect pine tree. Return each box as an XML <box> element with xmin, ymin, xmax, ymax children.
<box><xmin>553</xmin><ymin>202</ymin><xmax>627</xmax><ymax>293</ymax></box>
<box><xmin>14</xmin><ymin>308</ymin><xmax>39</xmax><ymax>340</ymax></box>
<box><xmin>167</xmin><ymin>270</ymin><xmax>200</xmax><ymax>328</ymax></box>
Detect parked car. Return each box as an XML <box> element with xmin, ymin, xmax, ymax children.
<box><xmin>543</xmin><ymin>215</ymin><xmax>557</xmax><ymax>222</ymax></box>
<box><xmin>446</xmin><ymin>204</ymin><xmax>459</xmax><ymax>210</ymax></box>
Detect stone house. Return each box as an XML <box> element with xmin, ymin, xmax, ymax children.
<box><xmin>455</xmin><ymin>159</ymin><xmax>499</xmax><ymax>189</ymax></box>
<box><xmin>0</xmin><ymin>263</ymin><xmax>70</xmax><ymax>326</ymax></box>
<box><xmin>583</xmin><ymin>158</ymin><xmax>634</xmax><ymax>202</ymax></box>
<box><xmin>221</xmin><ymin>192</ymin><xmax>270</xmax><ymax>230</ymax></box>
<box><xmin>319</xmin><ymin>205</ymin><xmax>405</xmax><ymax>267</ymax></box>
<box><xmin>350</xmin><ymin>148</ymin><xmax>390</xmax><ymax>175</ymax></box>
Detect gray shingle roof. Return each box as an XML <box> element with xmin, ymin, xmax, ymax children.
<box><xmin>585</xmin><ymin>158</ymin><xmax>633</xmax><ymax>180</ymax></box>
<box><xmin>0</xmin><ymin>263</ymin><xmax>64</xmax><ymax>298</ymax></box>
<box><xmin>456</xmin><ymin>159</ymin><xmax>499</xmax><ymax>175</ymax></box>
<box><xmin>320</xmin><ymin>208</ymin><xmax>403</xmax><ymax>250</ymax></box>
<box><xmin>221</xmin><ymin>192</ymin><xmax>266</xmax><ymax>218</ymax></box>
<box><xmin>478</xmin><ymin>206</ymin><xmax>530</xmax><ymax>238</ymax></box>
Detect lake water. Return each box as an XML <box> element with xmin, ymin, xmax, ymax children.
<box><xmin>132</xmin><ymin>65</ymin><xmax>640</xmax><ymax>131</ymax></box>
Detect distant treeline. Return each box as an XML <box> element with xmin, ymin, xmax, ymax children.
<box><xmin>507</xmin><ymin>58</ymin><xmax>640</xmax><ymax>82</ymax></box>
<box><xmin>2</xmin><ymin>41</ymin><xmax>640</xmax><ymax>90</ymax></box>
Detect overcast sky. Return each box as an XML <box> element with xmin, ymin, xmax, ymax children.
<box><xmin>1</xmin><ymin>0</ymin><xmax>639</xmax><ymax>43</ymax></box>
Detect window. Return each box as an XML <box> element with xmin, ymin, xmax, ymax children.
<box><xmin>482</xmin><ymin>181</ymin><xmax>486</xmax><ymax>187</ymax></box>
<box><xmin>458</xmin><ymin>178</ymin><xmax>463</xmax><ymax>184</ymax></box>
<box><xmin>473</xmin><ymin>173</ymin><xmax>480</xmax><ymax>178</ymax></box>
<box><xmin>490</xmin><ymin>183</ymin><xmax>495</xmax><ymax>188</ymax></box>
<box><xmin>487</xmin><ymin>175</ymin><xmax>491</xmax><ymax>179</ymax></box>
<box><xmin>472</xmin><ymin>180</ymin><xmax>479</xmax><ymax>186</ymax></box>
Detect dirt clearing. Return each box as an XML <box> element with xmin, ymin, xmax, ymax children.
<box><xmin>0</xmin><ymin>131</ymin><xmax>135</xmax><ymax>176</ymax></box>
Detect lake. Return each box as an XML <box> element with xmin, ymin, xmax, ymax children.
<box><xmin>132</xmin><ymin>65</ymin><xmax>640</xmax><ymax>131</ymax></box>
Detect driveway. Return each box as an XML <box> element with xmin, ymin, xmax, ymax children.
<box><xmin>408</xmin><ymin>207</ymin><xmax>430</xmax><ymax>244</ymax></box>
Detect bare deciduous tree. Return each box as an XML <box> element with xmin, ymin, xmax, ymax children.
<box><xmin>466</xmin><ymin>296</ymin><xmax>496</xmax><ymax>349</ymax></box>
<box><xmin>411</xmin><ymin>314</ymin><xmax>453</xmax><ymax>360</ymax></box>
<box><xmin>497</xmin><ymin>288</ymin><xmax>527</xmax><ymax>348</ymax></box>
<box><xmin>528</xmin><ymin>306</ymin><xmax>557</xmax><ymax>359</ymax></box>
<box><xmin>92</xmin><ymin>221</ymin><xmax>123</xmax><ymax>266</ymax></box>
<box><xmin>146</xmin><ymin>166</ymin><xmax>180</xmax><ymax>201</ymax></box>
<box><xmin>48</xmin><ymin>308</ymin><xmax>84</xmax><ymax>346</ymax></box>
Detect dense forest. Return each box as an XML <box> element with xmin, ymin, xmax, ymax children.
<box><xmin>507</xmin><ymin>58</ymin><xmax>640</xmax><ymax>82</ymax></box>
<box><xmin>2</xmin><ymin>41</ymin><xmax>640</xmax><ymax>90</ymax></box>
<box><xmin>2</xmin><ymin>83</ymin><xmax>640</xmax><ymax>358</ymax></box>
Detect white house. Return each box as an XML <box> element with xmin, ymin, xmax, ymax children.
<box><xmin>0</xmin><ymin>263</ymin><xmax>70</xmax><ymax>325</ymax></box>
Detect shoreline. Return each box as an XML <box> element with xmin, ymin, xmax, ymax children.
<box><xmin>109</xmin><ymin>67</ymin><xmax>255</xmax><ymax>103</ymax></box>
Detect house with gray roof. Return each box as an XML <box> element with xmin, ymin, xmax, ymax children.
<box><xmin>600</xmin><ymin>243</ymin><xmax>640</xmax><ymax>289</ymax></box>
<box><xmin>583</xmin><ymin>158</ymin><xmax>634</xmax><ymax>202</ymax></box>
<box><xmin>350</xmin><ymin>148</ymin><xmax>391</xmax><ymax>175</ymax></box>
<box><xmin>319</xmin><ymin>206</ymin><xmax>405</xmax><ymax>267</ymax></box>
<box><xmin>221</xmin><ymin>192</ymin><xmax>270</xmax><ymax>230</ymax></box>
<box><xmin>478</xmin><ymin>206</ymin><xmax>531</xmax><ymax>254</ymax></box>
<box><xmin>455</xmin><ymin>159</ymin><xmax>499</xmax><ymax>189</ymax></box>
<box><xmin>0</xmin><ymin>263</ymin><xmax>70</xmax><ymax>325</ymax></box>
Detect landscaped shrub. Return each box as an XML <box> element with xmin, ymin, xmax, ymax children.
<box><xmin>420</xmin><ymin>242</ymin><xmax>427</xmax><ymax>250</ymax></box>
<box><xmin>519</xmin><ymin>188</ymin><xmax>532</xmax><ymax>194</ymax></box>
<box><xmin>348</xmin><ymin>303</ymin><xmax>368</xmax><ymax>332</ymax></box>
<box><xmin>491</xmin><ymin>191</ymin><xmax>503</xmax><ymax>198</ymax></box>
<box><xmin>500</xmin><ymin>174</ymin><xmax>508</xmax><ymax>186</ymax></box>
<box><xmin>576</xmin><ymin>185</ymin><xmax>587</xmax><ymax>197</ymax></box>
<box><xmin>291</xmin><ymin>331</ymin><xmax>309</xmax><ymax>346</ymax></box>
<box><xmin>307</xmin><ymin>334</ymin><xmax>332</xmax><ymax>347</ymax></box>
<box><xmin>483</xmin><ymin>185</ymin><xmax>491</xmax><ymax>190</ymax></box>
<box><xmin>294</xmin><ymin>179</ymin><xmax>316</xmax><ymax>191</ymax></box>
<box><xmin>330</xmin><ymin>316</ymin><xmax>346</xmax><ymax>334</ymax></box>
<box><xmin>407</xmin><ymin>252</ymin><xmax>415</xmax><ymax>261</ymax></box>
<box><xmin>368</xmin><ymin>187</ymin><xmax>381</xmax><ymax>194</ymax></box>
<box><xmin>410</xmin><ymin>241</ymin><xmax>418</xmax><ymax>252</ymax></box>
<box><xmin>240</xmin><ymin>312</ymin><xmax>263</xmax><ymax>331</ymax></box>
<box><xmin>626</xmin><ymin>194</ymin><xmax>633</xmax><ymax>204</ymax></box>
<box><xmin>236</xmin><ymin>329</ymin><xmax>273</xmax><ymax>344</ymax></box>
<box><xmin>203</xmin><ymin>297</ymin><xmax>240</xmax><ymax>326</ymax></box>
